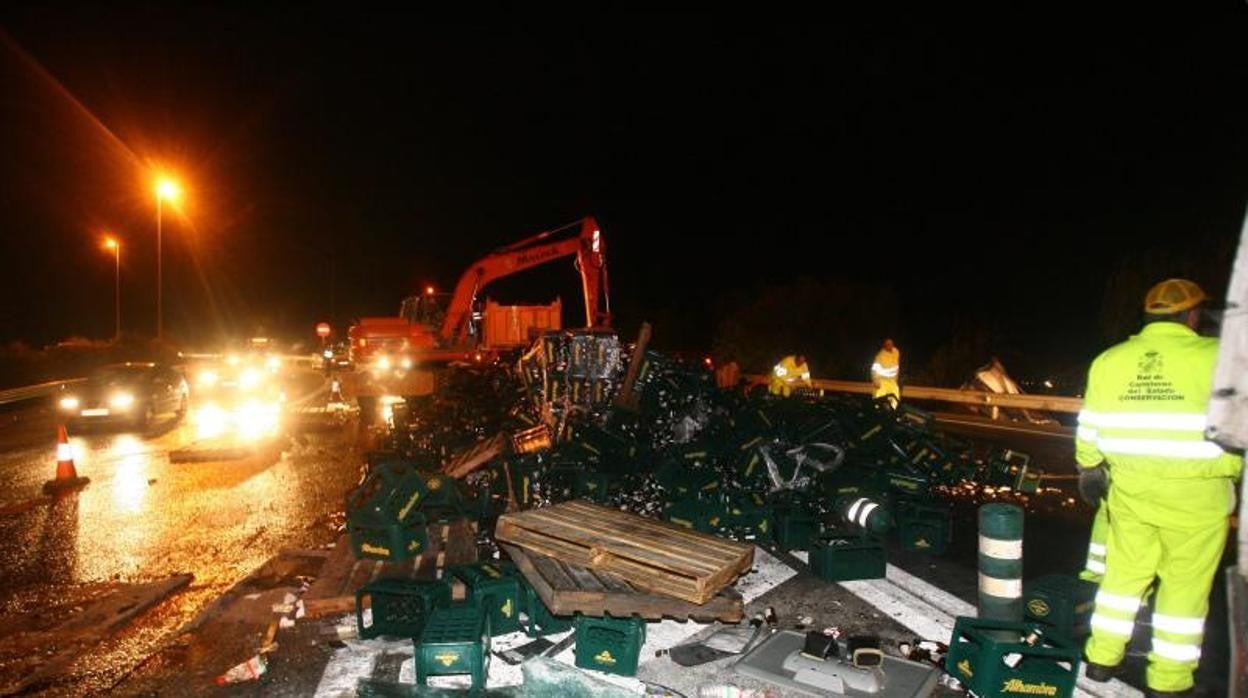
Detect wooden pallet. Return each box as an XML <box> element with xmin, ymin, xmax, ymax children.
<box><xmin>442</xmin><ymin>432</ymin><xmax>508</xmax><ymax>478</ymax></box>
<box><xmin>495</xmin><ymin>500</ymin><xmax>753</xmax><ymax>605</ymax></box>
<box><xmin>302</xmin><ymin>519</ymin><xmax>478</xmax><ymax>618</ymax></box>
<box><xmin>501</xmin><ymin>544</ymin><xmax>743</xmax><ymax>622</ymax></box>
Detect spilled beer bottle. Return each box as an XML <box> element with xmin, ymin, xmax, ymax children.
<box><xmin>1002</xmin><ymin>627</ymin><xmax>1044</xmax><ymax>668</ymax></box>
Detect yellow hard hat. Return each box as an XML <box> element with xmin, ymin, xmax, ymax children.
<box><xmin>1143</xmin><ymin>278</ymin><xmax>1207</xmax><ymax>314</ymax></box>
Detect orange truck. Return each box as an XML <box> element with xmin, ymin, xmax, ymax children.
<box><xmin>343</xmin><ymin>217</ymin><xmax>610</xmax><ymax>418</ymax></box>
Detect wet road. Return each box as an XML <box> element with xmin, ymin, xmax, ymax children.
<box><xmin>0</xmin><ymin>368</ymin><xmax>365</xmax><ymax>695</ymax></box>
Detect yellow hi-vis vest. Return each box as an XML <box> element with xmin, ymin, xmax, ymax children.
<box><xmin>872</xmin><ymin>348</ymin><xmax>900</xmax><ymax>382</ymax></box>
<box><xmin>769</xmin><ymin>355</ymin><xmax>811</xmax><ymax>395</ymax></box>
<box><xmin>1076</xmin><ymin>322</ymin><xmax>1241</xmax><ymax>482</ymax></box>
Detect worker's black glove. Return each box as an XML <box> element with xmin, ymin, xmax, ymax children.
<box><xmin>1077</xmin><ymin>465</ymin><xmax>1110</xmax><ymax>506</ymax></box>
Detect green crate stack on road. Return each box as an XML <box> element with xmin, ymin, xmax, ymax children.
<box><xmin>574</xmin><ymin>613</ymin><xmax>646</xmax><ymax>677</ymax></box>
<box><xmin>945</xmin><ymin>617</ymin><xmax>1082</xmax><ymax>698</ymax></box>
<box><xmin>347</xmin><ymin>461</ymin><xmax>431</xmax><ymax>562</ymax></box>
<box><xmin>897</xmin><ymin>499</ymin><xmax>953</xmax><ymax>555</ymax></box>
<box><xmin>1023</xmin><ymin>574</ymin><xmax>1098</xmax><ymax>639</ymax></box>
<box><xmin>414</xmin><ymin>604</ymin><xmax>492</xmax><ymax>689</ymax></box>
<box><xmin>355</xmin><ymin>578</ymin><xmax>451</xmax><ymax>640</ymax></box>
<box><xmin>447</xmin><ymin>562</ymin><xmax>525</xmax><ymax>636</ymax></box>
<box><xmin>809</xmin><ymin>530</ymin><xmax>887</xmax><ymax>582</ymax></box>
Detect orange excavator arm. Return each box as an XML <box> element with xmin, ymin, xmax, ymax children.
<box><xmin>440</xmin><ymin>217</ymin><xmax>611</xmax><ymax>345</ymax></box>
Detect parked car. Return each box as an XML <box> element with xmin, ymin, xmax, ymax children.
<box><xmin>57</xmin><ymin>362</ymin><xmax>188</xmax><ymax>430</ymax></box>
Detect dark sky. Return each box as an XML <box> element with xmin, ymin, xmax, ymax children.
<box><xmin>1</xmin><ymin>7</ymin><xmax>1246</xmax><ymax>377</ymax></box>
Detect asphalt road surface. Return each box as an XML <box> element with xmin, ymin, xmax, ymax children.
<box><xmin>0</xmin><ymin>368</ymin><xmax>368</xmax><ymax>695</ymax></box>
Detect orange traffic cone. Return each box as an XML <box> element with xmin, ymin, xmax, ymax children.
<box><xmin>44</xmin><ymin>424</ymin><xmax>90</xmax><ymax>495</ymax></box>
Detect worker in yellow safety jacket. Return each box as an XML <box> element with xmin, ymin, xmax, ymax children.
<box><xmin>871</xmin><ymin>338</ymin><xmax>901</xmax><ymax>402</ymax></box>
<box><xmin>1076</xmin><ymin>278</ymin><xmax>1242</xmax><ymax>697</ymax></box>
<box><xmin>769</xmin><ymin>354</ymin><xmax>811</xmax><ymax>397</ymax></box>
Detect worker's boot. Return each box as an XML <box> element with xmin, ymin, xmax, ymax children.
<box><xmin>1084</xmin><ymin>662</ymin><xmax>1118</xmax><ymax>682</ymax></box>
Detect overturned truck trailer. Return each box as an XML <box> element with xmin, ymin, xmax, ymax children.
<box><xmin>1207</xmin><ymin>209</ymin><xmax>1248</xmax><ymax>697</ymax></box>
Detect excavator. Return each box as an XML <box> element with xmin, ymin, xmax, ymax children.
<box><xmin>343</xmin><ymin>217</ymin><xmax>610</xmax><ymax>419</ymax></box>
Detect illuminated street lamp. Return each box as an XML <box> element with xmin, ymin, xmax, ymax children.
<box><xmin>103</xmin><ymin>237</ymin><xmax>121</xmax><ymax>341</ymax></box>
<box><xmin>154</xmin><ymin>177</ymin><xmax>180</xmax><ymax>340</ymax></box>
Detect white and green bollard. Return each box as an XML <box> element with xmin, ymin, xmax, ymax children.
<box><xmin>978</xmin><ymin>503</ymin><xmax>1024</xmax><ymax>635</ymax></box>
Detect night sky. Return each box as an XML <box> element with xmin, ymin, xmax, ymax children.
<box><xmin>2</xmin><ymin>8</ymin><xmax>1246</xmax><ymax>381</ymax></box>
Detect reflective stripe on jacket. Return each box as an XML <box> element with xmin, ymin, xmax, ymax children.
<box><xmin>872</xmin><ymin>348</ymin><xmax>900</xmax><ymax>380</ymax></box>
<box><xmin>1075</xmin><ymin>322</ymin><xmax>1241</xmax><ymax>481</ymax></box>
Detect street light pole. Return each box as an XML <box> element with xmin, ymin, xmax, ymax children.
<box><xmin>156</xmin><ymin>195</ymin><xmax>162</xmax><ymax>341</ymax></box>
<box><xmin>154</xmin><ymin>178</ymin><xmax>179</xmax><ymax>342</ymax></box>
<box><xmin>104</xmin><ymin>237</ymin><xmax>121</xmax><ymax>341</ymax></box>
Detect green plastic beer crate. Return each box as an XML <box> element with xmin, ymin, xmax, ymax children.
<box><xmin>414</xmin><ymin>604</ymin><xmax>491</xmax><ymax>689</ymax></box>
<box><xmin>521</xmin><ymin>583</ymin><xmax>574</xmax><ymax>637</ymax></box>
<box><xmin>897</xmin><ymin>500</ymin><xmax>952</xmax><ymax>555</ymax></box>
<box><xmin>875</xmin><ymin>465</ymin><xmax>931</xmax><ymax>499</ymax></box>
<box><xmin>723</xmin><ymin>492</ymin><xmax>773</xmax><ymax>541</ymax></box>
<box><xmin>773</xmin><ymin>507</ymin><xmax>818</xmax><ymax>552</ymax></box>
<box><xmin>348</xmin><ymin>511</ymin><xmax>430</xmax><ymax>562</ymax></box>
<box><xmin>448</xmin><ymin>562</ymin><xmax>524</xmax><ymax>636</ymax></box>
<box><xmin>420</xmin><ymin>472</ymin><xmax>465</xmax><ymax>514</ymax></box>
<box><xmin>809</xmin><ymin>532</ymin><xmax>886</xmax><ymax>582</ymax></box>
<box><xmin>946</xmin><ymin>617</ymin><xmax>1081</xmax><ymax>698</ymax></box>
<box><xmin>574</xmin><ymin>613</ymin><xmax>646</xmax><ymax>677</ymax></box>
<box><xmin>1023</xmin><ymin>574</ymin><xmax>1097</xmax><ymax>639</ymax></box>
<box><xmin>347</xmin><ymin>461</ymin><xmax>431</xmax><ymax>561</ymax></box>
<box><xmin>573</xmin><ymin>471</ymin><xmax>612</xmax><ymax>503</ymax></box>
<box><xmin>356</xmin><ymin>578</ymin><xmax>451</xmax><ymax>639</ymax></box>
<box><xmin>663</xmin><ymin>497</ymin><xmax>723</xmax><ymax>534</ymax></box>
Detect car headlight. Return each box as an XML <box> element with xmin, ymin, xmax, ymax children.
<box><xmin>266</xmin><ymin>356</ymin><xmax>281</xmax><ymax>371</ymax></box>
<box><xmin>239</xmin><ymin>368</ymin><xmax>263</xmax><ymax>390</ymax></box>
<box><xmin>376</xmin><ymin>355</ymin><xmax>392</xmax><ymax>371</ymax></box>
<box><xmin>323</xmin><ymin>348</ymin><xmax>333</xmax><ymax>359</ymax></box>
<box><xmin>110</xmin><ymin>392</ymin><xmax>135</xmax><ymax>409</ymax></box>
<box><xmin>399</xmin><ymin>356</ymin><xmax>413</xmax><ymax>370</ymax></box>
<box><xmin>59</xmin><ymin>396</ymin><xmax>80</xmax><ymax>411</ymax></box>
<box><xmin>198</xmin><ymin>370</ymin><xmax>218</xmax><ymax>386</ymax></box>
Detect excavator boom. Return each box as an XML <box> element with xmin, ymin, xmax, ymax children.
<box><xmin>440</xmin><ymin>217</ymin><xmax>610</xmax><ymax>344</ymax></box>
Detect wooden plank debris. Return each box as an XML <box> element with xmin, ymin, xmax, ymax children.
<box><xmin>495</xmin><ymin>500</ymin><xmax>753</xmax><ymax>605</ymax></box>
<box><xmin>302</xmin><ymin>519</ymin><xmax>478</xmax><ymax>618</ymax></box>
<box><xmin>502</xmin><ymin>544</ymin><xmax>743</xmax><ymax>622</ymax></box>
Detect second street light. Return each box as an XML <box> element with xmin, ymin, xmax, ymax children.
<box><xmin>103</xmin><ymin>237</ymin><xmax>120</xmax><ymax>341</ymax></box>
<box><xmin>155</xmin><ymin>178</ymin><xmax>180</xmax><ymax>340</ymax></box>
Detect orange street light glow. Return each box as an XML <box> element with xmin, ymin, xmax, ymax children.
<box><xmin>155</xmin><ymin>178</ymin><xmax>180</xmax><ymax>201</ymax></box>
<box><xmin>425</xmin><ymin>285</ymin><xmax>435</xmax><ymax>295</ymax></box>
<box><xmin>103</xmin><ymin>237</ymin><xmax>118</xmax><ymax>250</ymax></box>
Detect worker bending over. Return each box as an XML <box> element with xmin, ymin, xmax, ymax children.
<box><xmin>871</xmin><ymin>338</ymin><xmax>901</xmax><ymax>403</ymax></box>
<box><xmin>1076</xmin><ymin>278</ymin><xmax>1241</xmax><ymax>697</ymax></box>
<box><xmin>769</xmin><ymin>354</ymin><xmax>811</xmax><ymax>397</ymax></box>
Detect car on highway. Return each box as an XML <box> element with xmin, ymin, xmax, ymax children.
<box><xmin>187</xmin><ymin>353</ymin><xmax>286</xmax><ymax>441</ymax></box>
<box><xmin>57</xmin><ymin>362</ymin><xmax>189</xmax><ymax>430</ymax></box>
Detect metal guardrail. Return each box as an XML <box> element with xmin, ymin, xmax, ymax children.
<box><xmin>0</xmin><ymin>378</ymin><xmax>86</xmax><ymax>407</ymax></box>
<box><xmin>745</xmin><ymin>375</ymin><xmax>1084</xmax><ymax>414</ymax></box>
